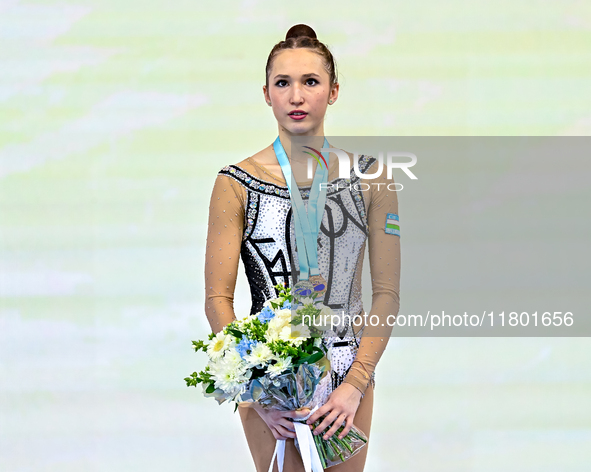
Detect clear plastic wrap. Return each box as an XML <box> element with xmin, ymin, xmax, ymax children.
<box><xmin>238</xmin><ymin>361</ymin><xmax>368</xmax><ymax>469</ymax></box>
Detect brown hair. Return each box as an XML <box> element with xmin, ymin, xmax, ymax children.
<box><xmin>265</xmin><ymin>24</ymin><xmax>338</xmax><ymax>90</ymax></box>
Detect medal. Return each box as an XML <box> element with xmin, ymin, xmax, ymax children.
<box><xmin>273</xmin><ymin>136</ymin><xmax>329</xmax><ymax>297</ymax></box>
<box><xmin>293</xmin><ymin>280</ymin><xmax>314</xmax><ymax>298</ymax></box>
<box><xmin>308</xmin><ymin>274</ymin><xmax>327</xmax><ymax>296</ymax></box>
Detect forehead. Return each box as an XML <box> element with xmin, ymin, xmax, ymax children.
<box><xmin>271</xmin><ymin>48</ymin><xmax>327</xmax><ymax>78</ymax></box>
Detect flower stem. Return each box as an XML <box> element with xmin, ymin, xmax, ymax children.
<box><xmin>313</xmin><ymin>431</ymin><xmax>327</xmax><ymax>469</ymax></box>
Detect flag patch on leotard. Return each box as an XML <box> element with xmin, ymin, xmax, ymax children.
<box><xmin>385</xmin><ymin>213</ymin><xmax>400</xmax><ymax>236</ymax></box>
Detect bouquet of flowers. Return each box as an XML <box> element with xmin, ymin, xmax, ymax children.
<box><xmin>185</xmin><ymin>284</ymin><xmax>368</xmax><ymax>470</ymax></box>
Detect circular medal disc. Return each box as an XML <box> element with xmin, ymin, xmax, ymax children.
<box><xmin>309</xmin><ymin>274</ymin><xmax>327</xmax><ymax>296</ymax></box>
<box><xmin>293</xmin><ymin>280</ymin><xmax>314</xmax><ymax>298</ymax></box>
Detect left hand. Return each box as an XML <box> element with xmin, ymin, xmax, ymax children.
<box><xmin>305</xmin><ymin>382</ymin><xmax>363</xmax><ymax>441</ymax></box>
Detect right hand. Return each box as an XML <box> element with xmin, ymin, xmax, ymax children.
<box><xmin>254</xmin><ymin>405</ymin><xmax>311</xmax><ymax>440</ymax></box>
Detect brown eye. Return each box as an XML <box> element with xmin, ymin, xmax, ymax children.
<box><xmin>306</xmin><ymin>78</ymin><xmax>318</xmax><ymax>86</ymax></box>
<box><xmin>275</xmin><ymin>80</ymin><xmax>288</xmax><ymax>87</ymax></box>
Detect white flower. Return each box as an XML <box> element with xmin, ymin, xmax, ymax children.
<box><xmin>244</xmin><ymin>342</ymin><xmax>273</xmax><ymax>368</ymax></box>
<box><xmin>266</xmin><ymin>356</ymin><xmax>293</xmax><ymax>378</ymax></box>
<box><xmin>265</xmin><ymin>327</ymin><xmax>280</xmax><ymax>343</ymax></box>
<box><xmin>265</xmin><ymin>314</ymin><xmax>291</xmax><ymax>342</ymax></box>
<box><xmin>209</xmin><ymin>355</ymin><xmax>249</xmax><ymax>395</ymax></box>
<box><xmin>275</xmin><ymin>308</ymin><xmax>292</xmax><ymax>319</ymax></box>
<box><xmin>318</xmin><ymin>304</ymin><xmax>334</xmax><ymax>317</ymax></box>
<box><xmin>263</xmin><ymin>297</ymin><xmax>282</xmax><ymax>309</ymax></box>
<box><xmin>223</xmin><ymin>348</ymin><xmax>244</xmax><ymax>366</ymax></box>
<box><xmin>279</xmin><ymin>324</ymin><xmax>310</xmax><ymax>347</ymax></box>
<box><xmin>207</xmin><ymin>332</ymin><xmax>233</xmax><ymax>360</ymax></box>
<box><xmin>315</xmin><ymin>304</ymin><xmax>335</xmax><ymax>329</ymax></box>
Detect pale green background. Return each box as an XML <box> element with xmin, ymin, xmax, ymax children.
<box><xmin>1</xmin><ymin>1</ymin><xmax>591</xmax><ymax>471</ymax></box>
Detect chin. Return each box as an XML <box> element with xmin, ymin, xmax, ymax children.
<box><xmin>283</xmin><ymin>121</ymin><xmax>316</xmax><ymax>134</ymax></box>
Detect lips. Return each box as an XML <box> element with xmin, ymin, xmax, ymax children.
<box><xmin>288</xmin><ymin>110</ymin><xmax>308</xmax><ymax>120</ymax></box>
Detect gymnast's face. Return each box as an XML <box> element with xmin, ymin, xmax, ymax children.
<box><xmin>264</xmin><ymin>48</ymin><xmax>338</xmax><ymax>136</ymax></box>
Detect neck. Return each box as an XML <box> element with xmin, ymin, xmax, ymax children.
<box><xmin>277</xmin><ymin>125</ymin><xmax>326</xmax><ymax>164</ymax></box>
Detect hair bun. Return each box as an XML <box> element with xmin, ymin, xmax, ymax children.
<box><xmin>285</xmin><ymin>24</ymin><xmax>317</xmax><ymax>41</ymax></box>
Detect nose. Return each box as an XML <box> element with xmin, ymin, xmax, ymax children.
<box><xmin>289</xmin><ymin>82</ymin><xmax>304</xmax><ymax>105</ymax></box>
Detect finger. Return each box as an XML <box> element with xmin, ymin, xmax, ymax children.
<box><xmin>271</xmin><ymin>425</ymin><xmax>290</xmax><ymax>440</ymax></box>
<box><xmin>338</xmin><ymin>416</ymin><xmax>354</xmax><ymax>439</ymax></box>
<box><xmin>284</xmin><ymin>408</ymin><xmax>309</xmax><ymax>420</ymax></box>
<box><xmin>323</xmin><ymin>413</ymin><xmax>347</xmax><ymax>440</ymax></box>
<box><xmin>313</xmin><ymin>410</ymin><xmax>339</xmax><ymax>436</ymax></box>
<box><xmin>306</xmin><ymin>404</ymin><xmax>330</xmax><ymax>425</ymax></box>
<box><xmin>278</xmin><ymin>418</ymin><xmax>296</xmax><ymax>432</ymax></box>
<box><xmin>291</xmin><ymin>408</ymin><xmax>311</xmax><ymax>420</ymax></box>
<box><xmin>270</xmin><ymin>426</ymin><xmax>282</xmax><ymax>441</ymax></box>
<box><xmin>275</xmin><ymin>424</ymin><xmax>296</xmax><ymax>439</ymax></box>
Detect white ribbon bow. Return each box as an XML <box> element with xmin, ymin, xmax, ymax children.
<box><xmin>267</xmin><ymin>406</ymin><xmax>324</xmax><ymax>472</ymax></box>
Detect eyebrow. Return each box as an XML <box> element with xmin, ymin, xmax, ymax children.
<box><xmin>273</xmin><ymin>73</ymin><xmax>321</xmax><ymax>80</ymax></box>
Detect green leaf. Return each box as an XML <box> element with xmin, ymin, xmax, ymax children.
<box><xmin>191</xmin><ymin>340</ymin><xmax>208</xmax><ymax>352</ymax></box>
<box><xmin>226</xmin><ymin>327</ymin><xmax>243</xmax><ymax>339</ymax></box>
<box><xmin>307</xmin><ymin>351</ymin><xmax>324</xmax><ymax>364</ymax></box>
<box><xmin>205</xmin><ymin>383</ymin><xmax>216</xmax><ymax>394</ymax></box>
<box><xmin>295</xmin><ymin>346</ymin><xmax>324</xmax><ymax>366</ymax></box>
<box><xmin>185</xmin><ymin>372</ymin><xmax>200</xmax><ymax>387</ymax></box>
<box><xmin>296</xmin><ymin>350</ymin><xmax>323</xmax><ymax>366</ymax></box>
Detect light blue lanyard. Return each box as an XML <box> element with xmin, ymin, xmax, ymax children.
<box><xmin>273</xmin><ymin>136</ymin><xmax>329</xmax><ymax>280</ymax></box>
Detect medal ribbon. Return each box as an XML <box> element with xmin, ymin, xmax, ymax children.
<box><xmin>273</xmin><ymin>136</ymin><xmax>329</xmax><ymax>280</ymax></box>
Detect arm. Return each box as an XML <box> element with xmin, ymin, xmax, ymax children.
<box><xmin>204</xmin><ymin>172</ymin><xmax>245</xmax><ymax>334</ymax></box>
<box><xmin>342</xmin><ymin>164</ymin><xmax>401</xmax><ymax>394</ymax></box>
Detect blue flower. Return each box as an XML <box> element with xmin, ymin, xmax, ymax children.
<box><xmin>282</xmin><ymin>300</ymin><xmax>291</xmax><ymax>310</ymax></box>
<box><xmin>235</xmin><ymin>337</ymin><xmax>256</xmax><ymax>358</ymax></box>
<box><xmin>257</xmin><ymin>306</ymin><xmax>275</xmax><ymax>323</ymax></box>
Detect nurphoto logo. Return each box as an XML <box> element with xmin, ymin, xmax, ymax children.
<box><xmin>305</xmin><ymin>147</ymin><xmax>418</xmax><ymax>191</ymax></box>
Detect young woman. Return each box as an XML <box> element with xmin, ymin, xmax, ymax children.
<box><xmin>204</xmin><ymin>24</ymin><xmax>401</xmax><ymax>472</ymax></box>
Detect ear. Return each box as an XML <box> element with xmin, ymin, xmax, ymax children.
<box><xmin>329</xmin><ymin>83</ymin><xmax>339</xmax><ymax>104</ymax></box>
<box><xmin>263</xmin><ymin>85</ymin><xmax>271</xmax><ymax>104</ymax></box>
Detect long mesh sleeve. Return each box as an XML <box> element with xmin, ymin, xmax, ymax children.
<box><xmin>343</xmin><ymin>163</ymin><xmax>401</xmax><ymax>395</ymax></box>
<box><xmin>204</xmin><ymin>172</ymin><xmax>246</xmax><ymax>334</ymax></box>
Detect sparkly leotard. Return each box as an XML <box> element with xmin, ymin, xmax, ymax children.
<box><xmin>204</xmin><ymin>152</ymin><xmax>400</xmax><ymax>396</ymax></box>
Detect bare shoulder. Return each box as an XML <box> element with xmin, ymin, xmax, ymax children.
<box><xmin>230</xmin><ymin>145</ymin><xmax>272</xmax><ymax>166</ymax></box>
<box><xmin>248</xmin><ymin>144</ymin><xmax>275</xmax><ymax>165</ymax></box>
<box><xmin>327</xmin><ymin>146</ymin><xmax>356</xmax><ymax>167</ymax></box>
